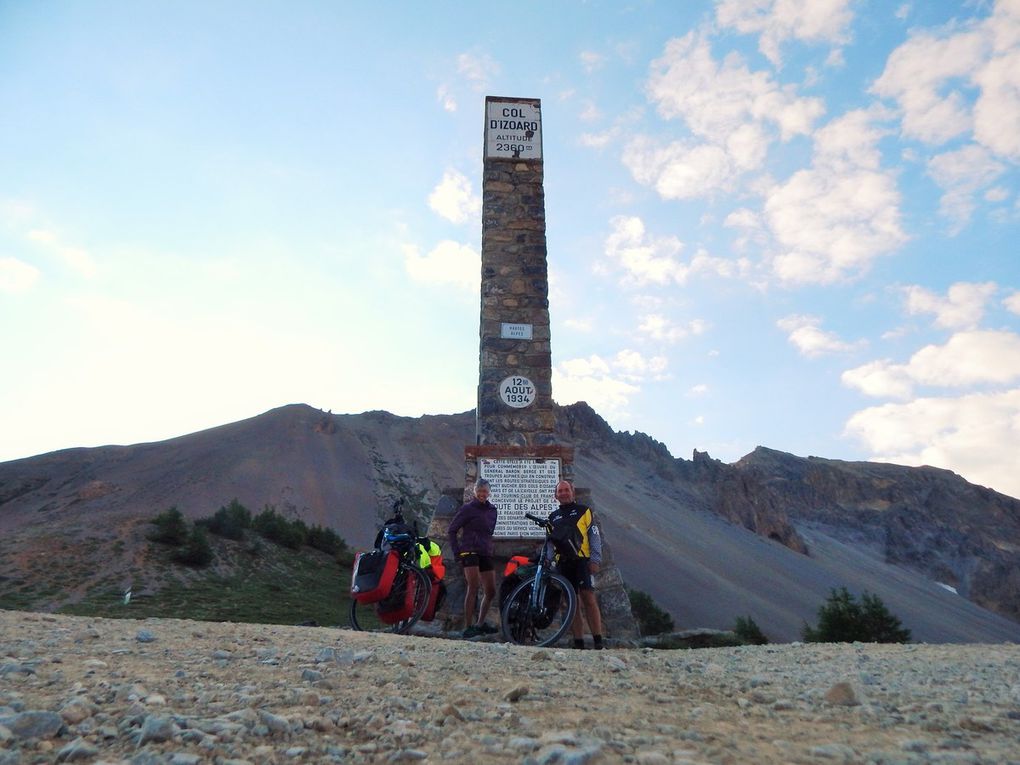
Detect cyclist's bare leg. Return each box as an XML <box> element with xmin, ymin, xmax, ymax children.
<box><xmin>463</xmin><ymin>565</ymin><xmax>480</xmax><ymax>628</ymax></box>
<box><xmin>476</xmin><ymin>569</ymin><xmax>497</xmax><ymax>625</ymax></box>
<box><xmin>570</xmin><ymin>603</ymin><xmax>585</xmax><ymax>638</ymax></box>
<box><xmin>579</xmin><ymin>589</ymin><xmax>603</xmax><ymax>636</ymax></box>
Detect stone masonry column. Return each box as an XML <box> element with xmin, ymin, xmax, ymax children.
<box><xmin>476</xmin><ymin>144</ymin><xmax>555</xmax><ymax>447</ymax></box>
<box><xmin>428</xmin><ymin>96</ymin><xmax>636</xmax><ymax>642</ymax></box>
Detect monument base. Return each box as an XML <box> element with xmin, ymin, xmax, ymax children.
<box><xmin>425</xmin><ymin>444</ymin><xmax>638</xmax><ymax>640</ymax></box>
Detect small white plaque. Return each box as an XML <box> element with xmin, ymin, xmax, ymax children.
<box><xmin>499</xmin><ymin>375</ymin><xmax>536</xmax><ymax>408</ymax></box>
<box><xmin>485</xmin><ymin>98</ymin><xmax>542</xmax><ymax>160</ymax></box>
<box><xmin>479</xmin><ymin>458</ymin><xmax>560</xmax><ymax>538</ymax></box>
<box><xmin>500</xmin><ymin>322</ymin><xmax>533</xmax><ymax>340</ymax></box>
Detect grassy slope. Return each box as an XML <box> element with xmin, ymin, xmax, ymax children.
<box><xmin>0</xmin><ymin>529</ymin><xmax>356</xmax><ymax>627</ymax></box>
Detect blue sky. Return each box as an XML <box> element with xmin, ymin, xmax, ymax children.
<box><xmin>2</xmin><ymin>1</ymin><xmax>1019</xmax><ymax>498</ymax></box>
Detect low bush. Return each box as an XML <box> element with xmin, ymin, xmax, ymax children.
<box><xmin>172</xmin><ymin>526</ymin><xmax>214</xmax><ymax>567</ymax></box>
<box><xmin>200</xmin><ymin>499</ymin><xmax>251</xmax><ymax>540</ymax></box>
<box><xmin>148</xmin><ymin>507</ymin><xmax>189</xmax><ymax>546</ymax></box>
<box><xmin>253</xmin><ymin>506</ymin><xmax>306</xmax><ymax>550</ymax></box>
<box><xmin>306</xmin><ymin>524</ymin><xmax>347</xmax><ymax>556</ymax></box>
<box><xmin>803</xmin><ymin>587</ymin><xmax>911</xmax><ymax>643</ymax></box>
<box><xmin>627</xmin><ymin>587</ymin><xmax>675</xmax><ymax>636</ymax></box>
<box><xmin>733</xmin><ymin>615</ymin><xmax>770</xmax><ymax>645</ymax></box>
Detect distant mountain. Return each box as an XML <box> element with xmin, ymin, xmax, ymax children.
<box><xmin>1</xmin><ymin>402</ymin><xmax>1018</xmax><ymax>643</ymax></box>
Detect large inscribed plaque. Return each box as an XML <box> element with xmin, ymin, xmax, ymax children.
<box><xmin>479</xmin><ymin>458</ymin><xmax>560</xmax><ymax>538</ymax></box>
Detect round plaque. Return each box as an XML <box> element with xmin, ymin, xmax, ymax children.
<box><xmin>499</xmin><ymin>375</ymin><xmax>536</xmax><ymax>408</ymax></box>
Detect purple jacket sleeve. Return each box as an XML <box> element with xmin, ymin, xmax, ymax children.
<box><xmin>448</xmin><ymin>506</ymin><xmax>467</xmax><ymax>557</ymax></box>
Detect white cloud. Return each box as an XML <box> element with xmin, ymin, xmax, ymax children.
<box><xmin>715</xmin><ymin>0</ymin><xmax>855</xmax><ymax>68</ymax></box>
<box><xmin>579</xmin><ymin>127</ymin><xmax>621</xmax><ymax>150</ymax></box>
<box><xmin>844</xmin><ymin>388</ymin><xmax>1020</xmax><ymax>498</ymax></box>
<box><xmin>765</xmin><ymin>167</ymin><xmax>905</xmax><ymax>284</ymax></box>
<box><xmin>825</xmin><ymin>48</ymin><xmax>846</xmax><ymax>68</ymax></box>
<box><xmin>763</xmin><ymin>108</ymin><xmax>907</xmax><ymax>284</ymax></box>
<box><xmin>25</xmin><ymin>228</ymin><xmax>97</xmax><ymax>278</ymax></box>
<box><xmin>906</xmin><ymin>330</ymin><xmax>1020</xmax><ymax>387</ymax></box>
<box><xmin>436</xmin><ymin>51</ymin><xmax>500</xmax><ymax>115</ymax></box>
<box><xmin>613</xmin><ymin>349</ymin><xmax>668</xmax><ymax>381</ymax></box>
<box><xmin>777</xmin><ymin>314</ymin><xmax>863</xmax><ymax>356</ymax></box>
<box><xmin>553</xmin><ymin>355</ymin><xmax>639</xmax><ymax>419</ymax></box>
<box><xmin>603</xmin><ymin>216</ymin><xmax>743</xmax><ymax>286</ymax></box>
<box><xmin>1005</xmin><ymin>291</ymin><xmax>1020</xmax><ymax>314</ymax></box>
<box><xmin>973</xmin><ymin>0</ymin><xmax>1020</xmax><ymax>159</ymax></box>
<box><xmin>873</xmin><ymin>2</ymin><xmax>1020</xmax><ymax>160</ymax></box>
<box><xmin>553</xmin><ymin>349</ymin><xmax>668</xmax><ymax>417</ymax></box>
<box><xmin>628</xmin><ymin>29</ymin><xmax>824</xmax><ymax>200</ymax></box>
<box><xmin>638</xmin><ymin>314</ymin><xmax>709</xmax><ymax>343</ymax></box>
<box><xmin>871</xmin><ymin>28</ymin><xmax>986</xmax><ymax>144</ymax></box>
<box><xmin>903</xmin><ymin>281</ymin><xmax>998</xmax><ymax>329</ymax></box>
<box><xmin>427</xmin><ymin>170</ymin><xmax>480</xmax><ymax>224</ymax></box>
<box><xmin>579</xmin><ymin>101</ymin><xmax>601</xmax><ymax>122</ymax></box>
<box><xmin>724</xmin><ymin>207</ymin><xmax>761</xmax><ymax>230</ymax></box>
<box><xmin>843</xmin><ymin>329</ymin><xmax>1020</xmax><ymax>398</ymax></box>
<box><xmin>579</xmin><ymin>50</ymin><xmax>605</xmax><ymax>73</ymax></box>
<box><xmin>437</xmin><ymin>84</ymin><xmax>457</xmax><ymax>112</ymax></box>
<box><xmin>403</xmin><ymin>240</ymin><xmax>479</xmax><ymax>292</ymax></box>
<box><xmin>689</xmin><ymin>383</ymin><xmax>709</xmax><ymax>396</ymax></box>
<box><xmin>457</xmin><ymin>52</ymin><xmax>500</xmax><ymax>91</ymax></box>
<box><xmin>895</xmin><ymin>4</ymin><xmax>911</xmax><ymax>21</ymax></box>
<box><xmin>812</xmin><ymin>106</ymin><xmax>892</xmax><ymax>170</ymax></box>
<box><xmin>841</xmin><ymin>359</ymin><xmax>915</xmax><ymax>399</ymax></box>
<box><xmin>623</xmin><ymin>137</ymin><xmax>741</xmax><ymax>199</ymax></box>
<box><xmin>647</xmin><ymin>32</ymin><xmax>826</xmax><ymax>136</ymax></box>
<box><xmin>985</xmin><ymin>186</ymin><xmax>1010</xmax><ymax>202</ymax></box>
<box><xmin>0</xmin><ymin>256</ymin><xmax>40</xmax><ymax>293</ymax></box>
<box><xmin>927</xmin><ymin>145</ymin><xmax>1005</xmax><ymax>230</ymax></box>
<box><xmin>604</xmin><ymin>215</ymin><xmax>686</xmax><ymax>285</ymax></box>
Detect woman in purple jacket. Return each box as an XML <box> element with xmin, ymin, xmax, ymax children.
<box><xmin>448</xmin><ymin>478</ymin><xmax>498</xmax><ymax>637</ymax></box>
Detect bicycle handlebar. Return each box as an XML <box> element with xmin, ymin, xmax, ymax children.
<box><xmin>524</xmin><ymin>512</ymin><xmax>550</xmax><ymax>526</ymax></box>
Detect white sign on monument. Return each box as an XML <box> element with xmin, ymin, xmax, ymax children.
<box><xmin>499</xmin><ymin>375</ymin><xmax>535</xmax><ymax>408</ymax></box>
<box><xmin>500</xmin><ymin>322</ymin><xmax>533</xmax><ymax>340</ymax></box>
<box><xmin>485</xmin><ymin>99</ymin><xmax>542</xmax><ymax>160</ymax></box>
<box><xmin>479</xmin><ymin>458</ymin><xmax>560</xmax><ymax>538</ymax></box>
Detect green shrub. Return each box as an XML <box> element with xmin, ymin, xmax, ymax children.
<box><xmin>803</xmin><ymin>587</ymin><xmax>911</xmax><ymax>643</ymax></box>
<box><xmin>200</xmin><ymin>499</ymin><xmax>252</xmax><ymax>540</ymax></box>
<box><xmin>627</xmin><ymin>587</ymin><xmax>675</xmax><ymax>636</ymax></box>
<box><xmin>733</xmin><ymin>615</ymin><xmax>770</xmax><ymax>645</ymax></box>
<box><xmin>148</xmin><ymin>507</ymin><xmax>189</xmax><ymax>546</ymax></box>
<box><xmin>172</xmin><ymin>526</ymin><xmax>214</xmax><ymax>567</ymax></box>
<box><xmin>306</xmin><ymin>524</ymin><xmax>347</xmax><ymax>556</ymax></box>
<box><xmin>253</xmin><ymin>506</ymin><xmax>306</xmax><ymax>550</ymax></box>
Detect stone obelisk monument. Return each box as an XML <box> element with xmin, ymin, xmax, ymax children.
<box><xmin>469</xmin><ymin>96</ymin><xmax>573</xmax><ymax>536</ymax></box>
<box><xmin>429</xmin><ymin>96</ymin><xmax>635</xmax><ymax>640</ymax></box>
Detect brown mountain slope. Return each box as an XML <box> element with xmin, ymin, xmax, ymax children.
<box><xmin>1</xmin><ymin>402</ymin><xmax>1018</xmax><ymax>643</ymax></box>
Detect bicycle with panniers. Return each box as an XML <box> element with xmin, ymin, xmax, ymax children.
<box><xmin>349</xmin><ymin>499</ymin><xmax>445</xmax><ymax>633</ymax></box>
<box><xmin>499</xmin><ymin>512</ymin><xmax>578</xmax><ymax>647</ymax></box>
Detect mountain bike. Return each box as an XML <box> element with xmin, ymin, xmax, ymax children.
<box><xmin>349</xmin><ymin>501</ymin><xmax>432</xmax><ymax>634</ymax></box>
<box><xmin>499</xmin><ymin>512</ymin><xmax>578</xmax><ymax>647</ymax></box>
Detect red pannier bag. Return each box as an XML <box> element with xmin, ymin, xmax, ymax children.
<box><xmin>420</xmin><ymin>572</ymin><xmax>446</xmax><ymax>622</ymax></box>
<box><xmin>376</xmin><ymin>571</ymin><xmax>417</xmax><ymax>624</ymax></box>
<box><xmin>351</xmin><ymin>549</ymin><xmax>399</xmax><ymax>604</ymax></box>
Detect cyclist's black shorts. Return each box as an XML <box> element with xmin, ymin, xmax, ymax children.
<box><xmin>557</xmin><ymin>558</ymin><xmax>594</xmax><ymax>591</ymax></box>
<box><xmin>459</xmin><ymin>553</ymin><xmax>494</xmax><ymax>572</ymax></box>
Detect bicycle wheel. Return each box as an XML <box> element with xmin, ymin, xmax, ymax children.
<box><xmin>499</xmin><ymin>572</ymin><xmax>577</xmax><ymax>647</ymax></box>
<box><xmin>349</xmin><ymin>565</ymin><xmax>431</xmax><ymax>634</ymax></box>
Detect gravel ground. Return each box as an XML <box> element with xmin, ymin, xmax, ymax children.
<box><xmin>2</xmin><ymin>610</ymin><xmax>1019</xmax><ymax>764</ymax></box>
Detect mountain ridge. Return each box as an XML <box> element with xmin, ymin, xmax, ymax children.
<box><xmin>1</xmin><ymin>401</ymin><xmax>1018</xmax><ymax>642</ymax></box>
